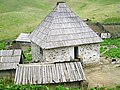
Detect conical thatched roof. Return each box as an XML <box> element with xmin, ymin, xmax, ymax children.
<box><xmin>29</xmin><ymin>2</ymin><xmax>103</xmax><ymax>49</ymax></box>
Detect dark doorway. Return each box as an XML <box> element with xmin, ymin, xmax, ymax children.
<box><xmin>74</xmin><ymin>47</ymin><xmax>78</xmax><ymax>59</ymax></box>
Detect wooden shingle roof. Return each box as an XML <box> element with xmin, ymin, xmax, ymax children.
<box><xmin>0</xmin><ymin>49</ymin><xmax>22</xmax><ymax>70</ymax></box>
<box><xmin>29</xmin><ymin>2</ymin><xmax>103</xmax><ymax>49</ymax></box>
<box><xmin>15</xmin><ymin>62</ymin><xmax>86</xmax><ymax>85</ymax></box>
<box><xmin>15</xmin><ymin>33</ymin><xmax>30</xmax><ymax>43</ymax></box>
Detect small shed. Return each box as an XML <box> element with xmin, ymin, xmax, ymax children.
<box><xmin>15</xmin><ymin>61</ymin><xmax>87</xmax><ymax>89</ymax></box>
<box><xmin>100</xmin><ymin>33</ymin><xmax>111</xmax><ymax>38</ymax></box>
<box><xmin>0</xmin><ymin>49</ymin><xmax>24</xmax><ymax>79</ymax></box>
<box><xmin>14</xmin><ymin>33</ymin><xmax>31</xmax><ymax>46</ymax></box>
<box><xmin>29</xmin><ymin>2</ymin><xmax>103</xmax><ymax>66</ymax></box>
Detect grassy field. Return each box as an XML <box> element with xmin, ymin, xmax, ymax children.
<box><xmin>0</xmin><ymin>0</ymin><xmax>120</xmax><ymax>41</ymax></box>
<box><xmin>100</xmin><ymin>37</ymin><xmax>120</xmax><ymax>58</ymax></box>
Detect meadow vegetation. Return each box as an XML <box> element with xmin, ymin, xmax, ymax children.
<box><xmin>0</xmin><ymin>78</ymin><xmax>120</xmax><ymax>90</ymax></box>
<box><xmin>23</xmin><ymin>47</ymin><xmax>32</xmax><ymax>62</ymax></box>
<box><xmin>100</xmin><ymin>37</ymin><xmax>120</xmax><ymax>58</ymax></box>
<box><xmin>0</xmin><ymin>78</ymin><xmax>80</xmax><ymax>90</ymax></box>
<box><xmin>0</xmin><ymin>42</ymin><xmax>7</xmax><ymax>50</ymax></box>
<box><xmin>0</xmin><ymin>0</ymin><xmax>120</xmax><ymax>41</ymax></box>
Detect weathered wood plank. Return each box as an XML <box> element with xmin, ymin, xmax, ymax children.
<box><xmin>15</xmin><ymin>66</ymin><xmax>19</xmax><ymax>84</ymax></box>
<box><xmin>64</xmin><ymin>63</ymin><xmax>70</xmax><ymax>82</ymax></box>
<box><xmin>78</xmin><ymin>62</ymin><xmax>86</xmax><ymax>80</ymax></box>
<box><xmin>60</xmin><ymin>63</ymin><xmax>66</xmax><ymax>82</ymax></box>
<box><xmin>38</xmin><ymin>66</ymin><xmax>41</xmax><ymax>84</ymax></box>
<box><xmin>70</xmin><ymin>62</ymin><xmax>76</xmax><ymax>81</ymax></box>
<box><xmin>56</xmin><ymin>63</ymin><xmax>60</xmax><ymax>82</ymax></box>
<box><xmin>74</xmin><ymin>62</ymin><xmax>82</xmax><ymax>80</ymax></box>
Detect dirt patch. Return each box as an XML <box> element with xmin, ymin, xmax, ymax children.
<box><xmin>84</xmin><ymin>57</ymin><xmax>120</xmax><ymax>88</ymax></box>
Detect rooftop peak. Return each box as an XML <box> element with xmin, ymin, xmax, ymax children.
<box><xmin>57</xmin><ymin>1</ymin><xmax>65</xmax><ymax>5</ymax></box>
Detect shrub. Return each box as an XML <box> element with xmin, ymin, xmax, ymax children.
<box><xmin>0</xmin><ymin>42</ymin><xmax>7</xmax><ymax>50</ymax></box>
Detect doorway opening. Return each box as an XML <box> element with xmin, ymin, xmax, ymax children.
<box><xmin>74</xmin><ymin>46</ymin><xmax>78</xmax><ymax>59</ymax></box>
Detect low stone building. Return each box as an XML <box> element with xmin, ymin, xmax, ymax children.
<box><xmin>0</xmin><ymin>49</ymin><xmax>24</xmax><ymax>79</ymax></box>
<box><xmin>29</xmin><ymin>2</ymin><xmax>103</xmax><ymax>65</ymax></box>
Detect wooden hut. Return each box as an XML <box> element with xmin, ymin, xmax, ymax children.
<box><xmin>15</xmin><ymin>62</ymin><xmax>87</xmax><ymax>89</ymax></box>
<box><xmin>29</xmin><ymin>2</ymin><xmax>103</xmax><ymax>66</ymax></box>
<box><xmin>0</xmin><ymin>49</ymin><xmax>24</xmax><ymax>79</ymax></box>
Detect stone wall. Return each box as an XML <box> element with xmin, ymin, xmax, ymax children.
<box><xmin>31</xmin><ymin>42</ymin><xmax>43</xmax><ymax>62</ymax></box>
<box><xmin>78</xmin><ymin>44</ymin><xmax>100</xmax><ymax>66</ymax></box>
<box><xmin>43</xmin><ymin>47</ymin><xmax>70</xmax><ymax>62</ymax></box>
<box><xmin>31</xmin><ymin>41</ymin><xmax>100</xmax><ymax>65</ymax></box>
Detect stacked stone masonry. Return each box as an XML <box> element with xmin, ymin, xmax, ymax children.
<box><xmin>31</xmin><ymin>42</ymin><xmax>100</xmax><ymax>65</ymax></box>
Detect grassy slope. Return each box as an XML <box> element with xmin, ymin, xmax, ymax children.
<box><xmin>0</xmin><ymin>0</ymin><xmax>120</xmax><ymax>41</ymax></box>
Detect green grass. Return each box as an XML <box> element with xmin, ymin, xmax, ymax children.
<box><xmin>0</xmin><ymin>42</ymin><xmax>7</xmax><ymax>50</ymax></box>
<box><xmin>23</xmin><ymin>48</ymin><xmax>32</xmax><ymax>62</ymax></box>
<box><xmin>103</xmin><ymin>17</ymin><xmax>120</xmax><ymax>24</ymax></box>
<box><xmin>0</xmin><ymin>78</ymin><xmax>120</xmax><ymax>90</ymax></box>
<box><xmin>104</xmin><ymin>48</ymin><xmax>120</xmax><ymax>58</ymax></box>
<box><xmin>0</xmin><ymin>78</ymin><xmax>80</xmax><ymax>90</ymax></box>
<box><xmin>101</xmin><ymin>38</ymin><xmax>120</xmax><ymax>47</ymax></box>
<box><xmin>100</xmin><ymin>37</ymin><xmax>120</xmax><ymax>58</ymax></box>
<box><xmin>100</xmin><ymin>47</ymin><xmax>107</xmax><ymax>53</ymax></box>
<box><xmin>0</xmin><ymin>0</ymin><xmax>120</xmax><ymax>41</ymax></box>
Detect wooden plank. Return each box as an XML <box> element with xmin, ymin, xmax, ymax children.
<box><xmin>53</xmin><ymin>64</ymin><xmax>58</xmax><ymax>83</ymax></box>
<box><xmin>78</xmin><ymin>62</ymin><xmax>86</xmax><ymax>80</ymax></box>
<box><xmin>60</xmin><ymin>63</ymin><xmax>66</xmax><ymax>82</ymax></box>
<box><xmin>45</xmin><ymin>65</ymin><xmax>48</xmax><ymax>83</ymax></box>
<box><xmin>73</xmin><ymin>62</ymin><xmax>79</xmax><ymax>80</ymax></box>
<box><xmin>31</xmin><ymin>66</ymin><xmax>34</xmax><ymax>84</ymax></box>
<box><xmin>65</xmin><ymin>63</ymin><xmax>72</xmax><ymax>82</ymax></box>
<box><xmin>22</xmin><ymin>66</ymin><xmax>26</xmax><ymax>85</ymax></box>
<box><xmin>24</xmin><ymin>66</ymin><xmax>28</xmax><ymax>84</ymax></box>
<box><xmin>35</xmin><ymin>66</ymin><xmax>39</xmax><ymax>84</ymax></box>
<box><xmin>74</xmin><ymin>62</ymin><xmax>82</xmax><ymax>80</ymax></box>
<box><xmin>44</xmin><ymin>65</ymin><xmax>47</xmax><ymax>84</ymax></box>
<box><xmin>62</xmin><ymin>63</ymin><xmax>69</xmax><ymax>81</ymax></box>
<box><xmin>15</xmin><ymin>66</ymin><xmax>19</xmax><ymax>84</ymax></box>
<box><xmin>57</xmin><ymin>63</ymin><xmax>63</xmax><ymax>82</ymax></box>
<box><xmin>41</xmin><ymin>66</ymin><xmax>44</xmax><ymax>84</ymax></box>
<box><xmin>30</xmin><ymin>67</ymin><xmax>33</xmax><ymax>84</ymax></box>
<box><xmin>51</xmin><ymin>64</ymin><xmax>54</xmax><ymax>83</ymax></box>
<box><xmin>56</xmin><ymin>64</ymin><xmax>60</xmax><ymax>82</ymax></box>
<box><xmin>77</xmin><ymin>62</ymin><xmax>86</xmax><ymax>80</ymax></box>
<box><xmin>64</xmin><ymin>63</ymin><xmax>70</xmax><ymax>82</ymax></box>
<box><xmin>69</xmin><ymin>62</ymin><xmax>76</xmax><ymax>81</ymax></box>
<box><xmin>28</xmin><ymin>66</ymin><xmax>31</xmax><ymax>84</ymax></box>
<box><xmin>49</xmin><ymin>65</ymin><xmax>52</xmax><ymax>83</ymax></box>
<box><xmin>19</xmin><ymin>66</ymin><xmax>23</xmax><ymax>84</ymax></box>
<box><xmin>38</xmin><ymin>66</ymin><xmax>41</xmax><ymax>84</ymax></box>
<box><xmin>42</xmin><ymin>66</ymin><xmax>45</xmax><ymax>84</ymax></box>
<box><xmin>33</xmin><ymin>66</ymin><xmax>36</xmax><ymax>84</ymax></box>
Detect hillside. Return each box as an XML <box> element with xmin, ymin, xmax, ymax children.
<box><xmin>0</xmin><ymin>0</ymin><xmax>120</xmax><ymax>41</ymax></box>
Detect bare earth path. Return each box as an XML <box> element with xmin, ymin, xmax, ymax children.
<box><xmin>84</xmin><ymin>57</ymin><xmax>120</xmax><ymax>88</ymax></box>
